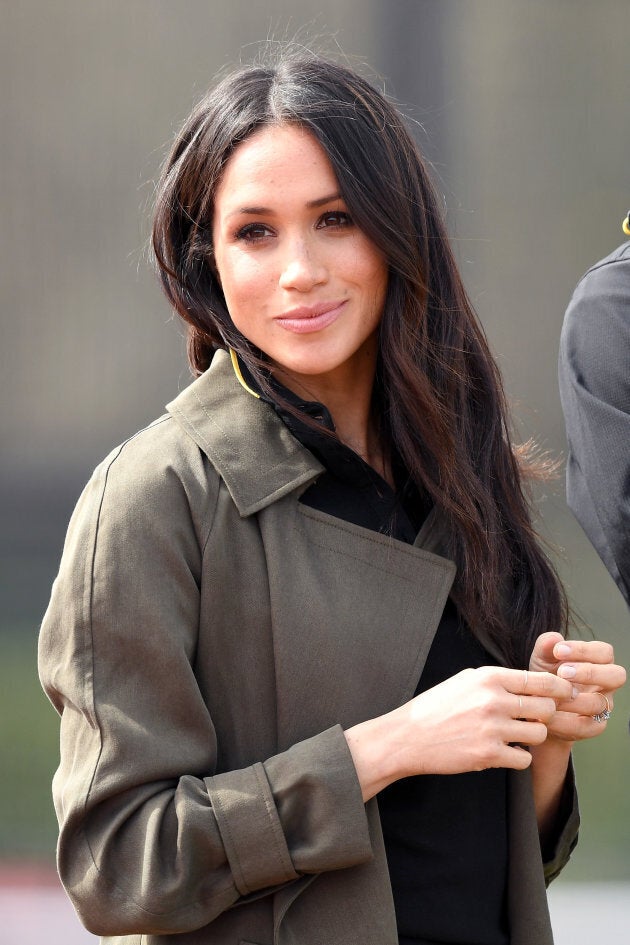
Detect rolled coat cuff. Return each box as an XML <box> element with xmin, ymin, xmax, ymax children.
<box><xmin>206</xmin><ymin>725</ymin><xmax>373</xmax><ymax>896</ymax></box>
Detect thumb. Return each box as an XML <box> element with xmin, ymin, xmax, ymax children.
<box><xmin>529</xmin><ymin>631</ymin><xmax>565</xmax><ymax>673</ymax></box>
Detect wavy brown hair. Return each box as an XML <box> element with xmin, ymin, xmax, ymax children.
<box><xmin>152</xmin><ymin>51</ymin><xmax>568</xmax><ymax>667</ymax></box>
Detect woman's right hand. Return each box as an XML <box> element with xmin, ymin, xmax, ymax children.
<box><xmin>344</xmin><ymin>666</ymin><xmax>574</xmax><ymax>801</ymax></box>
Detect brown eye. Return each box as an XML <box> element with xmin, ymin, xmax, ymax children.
<box><xmin>318</xmin><ymin>211</ymin><xmax>352</xmax><ymax>229</ymax></box>
<box><xmin>236</xmin><ymin>223</ymin><xmax>273</xmax><ymax>242</ymax></box>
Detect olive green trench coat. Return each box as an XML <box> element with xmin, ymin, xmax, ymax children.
<box><xmin>39</xmin><ymin>349</ymin><xmax>578</xmax><ymax>945</ymax></box>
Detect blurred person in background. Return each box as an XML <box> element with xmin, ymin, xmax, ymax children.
<box><xmin>38</xmin><ymin>51</ymin><xmax>625</xmax><ymax>945</ymax></box>
<box><xmin>559</xmin><ymin>213</ymin><xmax>630</xmax><ymax>608</ymax></box>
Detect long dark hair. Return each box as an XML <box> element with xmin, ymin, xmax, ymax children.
<box><xmin>152</xmin><ymin>51</ymin><xmax>568</xmax><ymax>667</ymax></box>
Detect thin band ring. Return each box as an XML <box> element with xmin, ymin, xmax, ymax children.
<box><xmin>523</xmin><ymin>670</ymin><xmax>528</xmax><ymax>692</ymax></box>
<box><xmin>593</xmin><ymin>693</ymin><xmax>612</xmax><ymax>723</ymax></box>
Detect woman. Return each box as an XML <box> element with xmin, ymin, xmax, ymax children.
<box><xmin>39</xmin><ymin>53</ymin><xmax>625</xmax><ymax>945</ymax></box>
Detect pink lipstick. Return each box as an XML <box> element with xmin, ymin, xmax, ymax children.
<box><xmin>275</xmin><ymin>300</ymin><xmax>346</xmax><ymax>334</ymax></box>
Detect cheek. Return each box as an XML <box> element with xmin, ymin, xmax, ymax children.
<box><xmin>339</xmin><ymin>236</ymin><xmax>387</xmax><ymax>294</ymax></box>
<box><xmin>353</xmin><ymin>253</ymin><xmax>388</xmax><ymax>309</ymax></box>
<box><xmin>219</xmin><ymin>254</ymin><xmax>276</xmax><ymax>314</ymax></box>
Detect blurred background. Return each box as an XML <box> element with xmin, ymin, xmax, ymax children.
<box><xmin>2</xmin><ymin>1</ymin><xmax>629</xmax><ymax>941</ymax></box>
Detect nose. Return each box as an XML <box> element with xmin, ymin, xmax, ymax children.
<box><xmin>278</xmin><ymin>236</ymin><xmax>327</xmax><ymax>292</ymax></box>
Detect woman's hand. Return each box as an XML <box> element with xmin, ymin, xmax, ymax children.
<box><xmin>344</xmin><ymin>666</ymin><xmax>573</xmax><ymax>802</ymax></box>
<box><xmin>529</xmin><ymin>632</ymin><xmax>626</xmax><ymax>744</ymax></box>
<box><xmin>527</xmin><ymin>632</ymin><xmax>625</xmax><ymax>838</ymax></box>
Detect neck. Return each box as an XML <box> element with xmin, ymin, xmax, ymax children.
<box><xmin>271</xmin><ymin>349</ymin><xmax>391</xmax><ymax>484</ymax></box>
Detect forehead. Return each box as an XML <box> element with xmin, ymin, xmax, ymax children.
<box><xmin>215</xmin><ymin>124</ymin><xmax>339</xmax><ymax>209</ymax></box>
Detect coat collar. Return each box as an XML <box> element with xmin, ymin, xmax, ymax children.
<box><xmin>166</xmin><ymin>349</ymin><xmax>325</xmax><ymax>517</ymax></box>
<box><xmin>166</xmin><ymin>350</ymin><xmax>461</xmax><ymax>600</ymax></box>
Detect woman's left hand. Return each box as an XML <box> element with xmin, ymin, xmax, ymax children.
<box><xmin>529</xmin><ymin>632</ymin><xmax>626</xmax><ymax>743</ymax></box>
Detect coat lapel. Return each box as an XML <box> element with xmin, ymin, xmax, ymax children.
<box><xmin>168</xmin><ymin>349</ymin><xmax>457</xmax><ymax>749</ymax></box>
<box><xmin>259</xmin><ymin>498</ymin><xmax>455</xmax><ymax>750</ymax></box>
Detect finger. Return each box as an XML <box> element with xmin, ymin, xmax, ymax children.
<box><xmin>508</xmin><ymin>719</ymin><xmax>548</xmax><ymax>747</ymax></box>
<box><xmin>530</xmin><ymin>631</ymin><xmax>565</xmax><ymax>670</ymax></box>
<box><xmin>513</xmin><ymin>694</ymin><xmax>559</xmax><ymax>723</ymax></box>
<box><xmin>500</xmin><ymin>744</ymin><xmax>533</xmax><ymax>771</ymax></box>
<box><xmin>553</xmin><ymin>639</ymin><xmax>615</xmax><ymax>665</ymax></box>
<box><xmin>547</xmin><ymin>710</ymin><xmax>609</xmax><ymax>742</ymax></box>
<box><xmin>501</xmin><ymin>668</ymin><xmax>573</xmax><ymax>701</ymax></box>
<box><xmin>556</xmin><ymin>691</ymin><xmax>614</xmax><ymax>717</ymax></box>
<box><xmin>556</xmin><ymin>662</ymin><xmax>627</xmax><ymax>690</ymax></box>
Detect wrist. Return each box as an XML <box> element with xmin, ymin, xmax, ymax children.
<box><xmin>529</xmin><ymin>734</ymin><xmax>573</xmax><ymax>839</ymax></box>
<box><xmin>344</xmin><ymin>708</ymin><xmax>406</xmax><ymax>802</ymax></box>
<box><xmin>529</xmin><ymin>733</ymin><xmax>573</xmax><ymax>767</ymax></box>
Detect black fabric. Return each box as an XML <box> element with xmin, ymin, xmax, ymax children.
<box><xmin>246</xmin><ymin>364</ymin><xmax>509</xmax><ymax>944</ymax></box>
<box><xmin>379</xmin><ymin>599</ymin><xmax>508</xmax><ymax>945</ymax></box>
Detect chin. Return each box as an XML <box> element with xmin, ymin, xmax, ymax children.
<box><xmin>268</xmin><ymin>347</ymin><xmax>341</xmax><ymax>379</ymax></box>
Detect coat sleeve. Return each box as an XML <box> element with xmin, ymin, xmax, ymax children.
<box><xmin>558</xmin><ymin>246</ymin><xmax>630</xmax><ymax>606</ymax></box>
<box><xmin>38</xmin><ymin>420</ymin><xmax>372</xmax><ymax>937</ymax></box>
<box><xmin>540</xmin><ymin>759</ymin><xmax>579</xmax><ymax>886</ymax></box>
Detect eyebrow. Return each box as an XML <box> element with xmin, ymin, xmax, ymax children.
<box><xmin>227</xmin><ymin>192</ymin><xmax>343</xmax><ymax>218</ymax></box>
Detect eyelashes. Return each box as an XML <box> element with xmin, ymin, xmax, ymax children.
<box><xmin>234</xmin><ymin>211</ymin><xmax>353</xmax><ymax>244</ymax></box>
<box><xmin>235</xmin><ymin>222</ymin><xmax>272</xmax><ymax>242</ymax></box>
<box><xmin>317</xmin><ymin>210</ymin><xmax>353</xmax><ymax>229</ymax></box>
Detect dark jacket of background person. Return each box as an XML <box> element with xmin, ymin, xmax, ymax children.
<box><xmin>559</xmin><ymin>241</ymin><xmax>630</xmax><ymax>606</ymax></box>
<box><xmin>39</xmin><ymin>350</ymin><xmax>579</xmax><ymax>945</ymax></box>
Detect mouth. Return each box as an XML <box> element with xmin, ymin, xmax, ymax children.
<box><xmin>275</xmin><ymin>300</ymin><xmax>346</xmax><ymax>334</ymax></box>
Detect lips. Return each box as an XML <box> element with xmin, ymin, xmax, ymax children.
<box><xmin>275</xmin><ymin>300</ymin><xmax>346</xmax><ymax>334</ymax></box>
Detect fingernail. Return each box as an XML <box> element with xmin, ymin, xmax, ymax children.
<box><xmin>555</xmin><ymin>644</ymin><xmax>572</xmax><ymax>658</ymax></box>
<box><xmin>572</xmin><ymin>686</ymin><xmax>579</xmax><ymax>700</ymax></box>
<box><xmin>558</xmin><ymin>664</ymin><xmax>576</xmax><ymax>678</ymax></box>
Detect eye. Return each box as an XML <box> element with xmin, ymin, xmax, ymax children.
<box><xmin>317</xmin><ymin>210</ymin><xmax>353</xmax><ymax>229</ymax></box>
<box><xmin>235</xmin><ymin>222</ymin><xmax>274</xmax><ymax>242</ymax></box>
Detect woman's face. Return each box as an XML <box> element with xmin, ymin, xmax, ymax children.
<box><xmin>211</xmin><ymin>124</ymin><xmax>388</xmax><ymax>394</ymax></box>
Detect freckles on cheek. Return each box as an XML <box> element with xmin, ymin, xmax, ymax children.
<box><xmin>228</xmin><ymin>255</ymin><xmax>275</xmax><ymax>296</ymax></box>
<box><xmin>221</xmin><ymin>259</ymin><xmax>277</xmax><ymax>325</ymax></box>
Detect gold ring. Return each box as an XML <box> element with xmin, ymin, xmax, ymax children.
<box><xmin>592</xmin><ymin>693</ymin><xmax>611</xmax><ymax>723</ymax></box>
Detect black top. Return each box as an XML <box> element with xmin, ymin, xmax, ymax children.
<box><xmin>247</xmin><ymin>368</ymin><xmax>509</xmax><ymax>944</ymax></box>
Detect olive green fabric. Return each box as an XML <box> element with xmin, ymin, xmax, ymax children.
<box><xmin>39</xmin><ymin>349</ymin><xmax>578</xmax><ymax>945</ymax></box>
